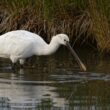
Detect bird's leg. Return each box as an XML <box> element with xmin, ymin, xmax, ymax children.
<box><xmin>19</xmin><ymin>59</ymin><xmax>25</xmax><ymax>68</ymax></box>
<box><xmin>11</xmin><ymin>63</ymin><xmax>19</xmax><ymax>73</ymax></box>
<box><xmin>11</xmin><ymin>63</ymin><xmax>17</xmax><ymax>70</ymax></box>
<box><xmin>10</xmin><ymin>56</ymin><xmax>18</xmax><ymax>69</ymax></box>
<box><xmin>20</xmin><ymin>64</ymin><xmax>24</xmax><ymax>68</ymax></box>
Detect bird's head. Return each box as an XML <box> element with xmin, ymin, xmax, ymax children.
<box><xmin>54</xmin><ymin>34</ymin><xmax>87</xmax><ymax>71</ymax></box>
<box><xmin>55</xmin><ymin>34</ymin><xmax>69</xmax><ymax>46</ymax></box>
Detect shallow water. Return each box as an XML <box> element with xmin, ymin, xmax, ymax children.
<box><xmin>0</xmin><ymin>48</ymin><xmax>110</xmax><ymax>110</ymax></box>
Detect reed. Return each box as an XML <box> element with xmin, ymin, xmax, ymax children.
<box><xmin>0</xmin><ymin>0</ymin><xmax>110</xmax><ymax>53</ymax></box>
<box><xmin>88</xmin><ymin>0</ymin><xmax>110</xmax><ymax>53</ymax></box>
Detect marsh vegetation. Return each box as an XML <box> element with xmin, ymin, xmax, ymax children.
<box><xmin>0</xmin><ymin>0</ymin><xmax>110</xmax><ymax>53</ymax></box>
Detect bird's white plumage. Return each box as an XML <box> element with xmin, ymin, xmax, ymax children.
<box><xmin>0</xmin><ymin>30</ymin><xmax>69</xmax><ymax>65</ymax></box>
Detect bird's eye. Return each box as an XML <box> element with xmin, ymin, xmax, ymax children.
<box><xmin>64</xmin><ymin>39</ymin><xmax>66</xmax><ymax>42</ymax></box>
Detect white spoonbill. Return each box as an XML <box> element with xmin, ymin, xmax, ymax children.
<box><xmin>0</xmin><ymin>30</ymin><xmax>86</xmax><ymax>71</ymax></box>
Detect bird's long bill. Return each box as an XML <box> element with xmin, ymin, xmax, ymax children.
<box><xmin>66</xmin><ymin>42</ymin><xmax>87</xmax><ymax>71</ymax></box>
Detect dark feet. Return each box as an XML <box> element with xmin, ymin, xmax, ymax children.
<box><xmin>11</xmin><ymin>63</ymin><xmax>17</xmax><ymax>72</ymax></box>
<box><xmin>20</xmin><ymin>64</ymin><xmax>24</xmax><ymax>68</ymax></box>
<box><xmin>12</xmin><ymin>63</ymin><xmax>16</xmax><ymax>69</ymax></box>
<box><xmin>12</xmin><ymin>63</ymin><xmax>24</xmax><ymax>69</ymax></box>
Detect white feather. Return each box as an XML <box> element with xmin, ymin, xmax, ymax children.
<box><xmin>0</xmin><ymin>30</ymin><xmax>69</xmax><ymax>65</ymax></box>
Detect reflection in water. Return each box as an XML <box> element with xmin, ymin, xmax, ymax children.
<box><xmin>0</xmin><ymin>69</ymin><xmax>65</xmax><ymax>109</ymax></box>
<box><xmin>0</xmin><ymin>82</ymin><xmax>65</xmax><ymax>109</ymax></box>
<box><xmin>0</xmin><ymin>49</ymin><xmax>110</xmax><ymax>109</ymax></box>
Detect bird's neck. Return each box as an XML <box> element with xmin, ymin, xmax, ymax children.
<box><xmin>42</xmin><ymin>37</ymin><xmax>60</xmax><ymax>55</ymax></box>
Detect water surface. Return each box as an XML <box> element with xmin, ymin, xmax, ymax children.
<box><xmin>0</xmin><ymin>48</ymin><xmax>110</xmax><ymax>110</ymax></box>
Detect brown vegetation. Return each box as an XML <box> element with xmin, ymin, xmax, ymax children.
<box><xmin>0</xmin><ymin>0</ymin><xmax>110</xmax><ymax>53</ymax></box>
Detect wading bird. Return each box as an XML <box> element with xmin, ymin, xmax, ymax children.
<box><xmin>0</xmin><ymin>30</ymin><xmax>86</xmax><ymax>71</ymax></box>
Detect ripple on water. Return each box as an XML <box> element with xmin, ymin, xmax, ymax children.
<box><xmin>50</xmin><ymin>69</ymin><xmax>110</xmax><ymax>83</ymax></box>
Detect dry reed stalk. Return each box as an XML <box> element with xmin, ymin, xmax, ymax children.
<box><xmin>88</xmin><ymin>0</ymin><xmax>110</xmax><ymax>53</ymax></box>
<box><xmin>1</xmin><ymin>0</ymin><xmax>110</xmax><ymax>53</ymax></box>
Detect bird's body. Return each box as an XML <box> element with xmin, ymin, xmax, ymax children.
<box><xmin>0</xmin><ymin>30</ymin><xmax>68</xmax><ymax>65</ymax></box>
<box><xmin>0</xmin><ymin>30</ymin><xmax>47</xmax><ymax>57</ymax></box>
<box><xmin>0</xmin><ymin>30</ymin><xmax>86</xmax><ymax>71</ymax></box>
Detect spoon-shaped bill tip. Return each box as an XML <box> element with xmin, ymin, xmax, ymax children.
<box><xmin>66</xmin><ymin>42</ymin><xmax>87</xmax><ymax>71</ymax></box>
<box><xmin>79</xmin><ymin>62</ymin><xmax>87</xmax><ymax>71</ymax></box>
